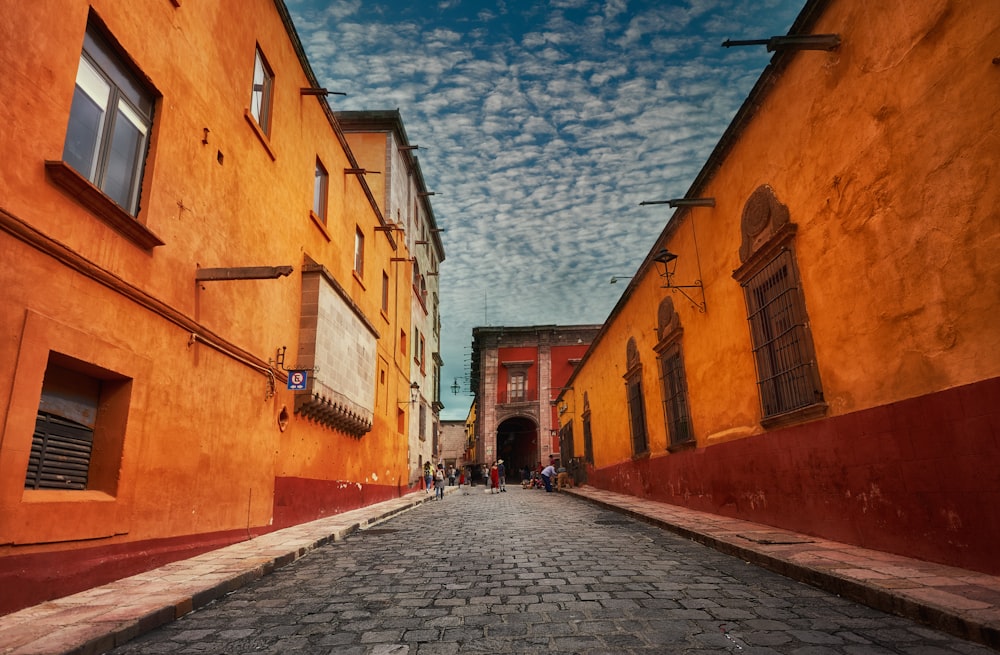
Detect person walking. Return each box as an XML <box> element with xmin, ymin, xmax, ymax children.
<box><xmin>489</xmin><ymin>462</ymin><xmax>499</xmax><ymax>494</ymax></box>
<box><xmin>434</xmin><ymin>465</ymin><xmax>446</xmax><ymax>500</ymax></box>
<box><xmin>497</xmin><ymin>460</ymin><xmax>506</xmax><ymax>492</ymax></box>
<box><xmin>423</xmin><ymin>464</ymin><xmax>433</xmax><ymax>494</ymax></box>
<box><xmin>541</xmin><ymin>461</ymin><xmax>556</xmax><ymax>493</ymax></box>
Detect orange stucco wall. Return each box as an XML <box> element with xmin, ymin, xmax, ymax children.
<box><xmin>0</xmin><ymin>0</ymin><xmax>416</xmax><ymax>613</ymax></box>
<box><xmin>563</xmin><ymin>0</ymin><xmax>1000</xmax><ymax>574</ymax></box>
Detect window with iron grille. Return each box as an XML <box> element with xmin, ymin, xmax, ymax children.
<box><xmin>582</xmin><ymin>393</ymin><xmax>594</xmax><ymax>464</ymax></box>
<box><xmin>654</xmin><ymin>296</ymin><xmax>694</xmax><ymax>450</ymax></box>
<box><xmin>659</xmin><ymin>347</ymin><xmax>692</xmax><ymax>447</ymax></box>
<box><xmin>624</xmin><ymin>339</ymin><xmax>648</xmax><ymax>456</ymax></box>
<box><xmin>742</xmin><ymin>248</ymin><xmax>823</xmax><ymax>418</ymax></box>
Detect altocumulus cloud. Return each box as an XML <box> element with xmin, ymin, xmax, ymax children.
<box><xmin>287</xmin><ymin>0</ymin><xmax>803</xmax><ymax>418</ymax></box>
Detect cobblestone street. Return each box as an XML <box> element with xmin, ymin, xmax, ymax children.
<box><xmin>106</xmin><ymin>486</ymin><xmax>994</xmax><ymax>655</ymax></box>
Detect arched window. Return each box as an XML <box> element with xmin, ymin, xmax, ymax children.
<box><xmin>732</xmin><ymin>185</ymin><xmax>825</xmax><ymax>427</ymax></box>
<box><xmin>624</xmin><ymin>338</ymin><xmax>648</xmax><ymax>456</ymax></box>
<box><xmin>654</xmin><ymin>297</ymin><xmax>694</xmax><ymax>450</ymax></box>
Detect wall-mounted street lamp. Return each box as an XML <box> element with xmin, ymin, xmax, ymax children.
<box><xmin>451</xmin><ymin>378</ymin><xmax>461</xmax><ymax>395</ymax></box>
<box><xmin>400</xmin><ymin>381</ymin><xmax>420</xmax><ymax>405</ymax></box>
<box><xmin>609</xmin><ymin>275</ymin><xmax>633</xmax><ymax>284</ymax></box>
<box><xmin>653</xmin><ymin>249</ymin><xmax>707</xmax><ymax>313</ymax></box>
<box><xmin>722</xmin><ymin>34</ymin><xmax>841</xmax><ymax>52</ymax></box>
<box><xmin>640</xmin><ymin>197</ymin><xmax>712</xmax><ymax>313</ymax></box>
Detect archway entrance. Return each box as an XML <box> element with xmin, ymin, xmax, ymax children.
<box><xmin>495</xmin><ymin>416</ymin><xmax>538</xmax><ymax>483</ymax></box>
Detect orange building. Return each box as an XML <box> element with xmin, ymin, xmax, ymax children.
<box><xmin>558</xmin><ymin>0</ymin><xmax>1000</xmax><ymax>575</ymax></box>
<box><xmin>0</xmin><ymin>0</ymin><xmax>429</xmax><ymax>614</ymax></box>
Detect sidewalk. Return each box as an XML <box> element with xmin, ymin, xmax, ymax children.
<box><xmin>565</xmin><ymin>486</ymin><xmax>1000</xmax><ymax>651</ymax></box>
<box><xmin>0</xmin><ymin>484</ymin><xmax>997</xmax><ymax>654</ymax></box>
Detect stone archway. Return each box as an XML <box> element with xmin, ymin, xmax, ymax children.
<box><xmin>495</xmin><ymin>416</ymin><xmax>538</xmax><ymax>482</ymax></box>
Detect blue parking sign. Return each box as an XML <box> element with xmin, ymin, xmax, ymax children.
<box><xmin>287</xmin><ymin>370</ymin><xmax>308</xmax><ymax>390</ymax></box>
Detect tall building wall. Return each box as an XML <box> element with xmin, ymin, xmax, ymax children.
<box><xmin>0</xmin><ymin>0</ymin><xmax>418</xmax><ymax>614</ymax></box>
<box><xmin>560</xmin><ymin>0</ymin><xmax>1000</xmax><ymax>575</ymax></box>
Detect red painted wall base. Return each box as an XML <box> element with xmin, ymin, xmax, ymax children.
<box><xmin>271</xmin><ymin>477</ymin><xmax>406</xmax><ymax>529</ymax></box>
<box><xmin>0</xmin><ymin>479</ymin><xmax>408</xmax><ymax>616</ymax></box>
<box><xmin>587</xmin><ymin>377</ymin><xmax>1000</xmax><ymax>575</ymax></box>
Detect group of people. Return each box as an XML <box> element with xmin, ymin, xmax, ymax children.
<box><xmin>422</xmin><ymin>463</ymin><xmax>467</xmax><ymax>500</ymax></box>
<box><xmin>482</xmin><ymin>460</ymin><xmax>507</xmax><ymax>493</ymax></box>
<box><xmin>422</xmin><ymin>457</ymin><xmax>572</xmax><ymax>498</ymax></box>
<box><xmin>522</xmin><ymin>459</ymin><xmax>570</xmax><ymax>492</ymax></box>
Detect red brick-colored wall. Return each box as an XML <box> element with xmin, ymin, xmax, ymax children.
<box><xmin>587</xmin><ymin>378</ymin><xmax>1000</xmax><ymax>575</ymax></box>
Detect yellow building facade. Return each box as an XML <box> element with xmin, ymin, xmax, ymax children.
<box><xmin>560</xmin><ymin>0</ymin><xmax>1000</xmax><ymax>575</ymax></box>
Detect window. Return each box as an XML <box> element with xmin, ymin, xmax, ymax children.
<box><xmin>418</xmin><ymin>334</ymin><xmax>426</xmax><ymax>373</ymax></box>
<box><xmin>582</xmin><ymin>393</ymin><xmax>594</xmax><ymax>464</ymax></box>
<box><xmin>654</xmin><ymin>297</ymin><xmax>694</xmax><ymax>450</ymax></box>
<box><xmin>354</xmin><ymin>228</ymin><xmax>365</xmax><ymax>276</ymax></box>
<box><xmin>743</xmin><ymin>250</ymin><xmax>822</xmax><ymax>418</ymax></box>
<box><xmin>313</xmin><ymin>158</ymin><xmax>328</xmax><ymax>222</ymax></box>
<box><xmin>659</xmin><ymin>348</ymin><xmax>692</xmax><ymax>447</ymax></box>
<box><xmin>733</xmin><ymin>185</ymin><xmax>825</xmax><ymax>426</ymax></box>
<box><xmin>381</xmin><ymin>271</ymin><xmax>390</xmax><ymax>313</ymax></box>
<box><xmin>250</xmin><ymin>47</ymin><xmax>273</xmax><ymax>134</ymax></box>
<box><xmin>508</xmin><ymin>372</ymin><xmax>525</xmax><ymax>402</ymax></box>
<box><xmin>624</xmin><ymin>339</ymin><xmax>648</xmax><ymax>456</ymax></box>
<box><xmin>62</xmin><ymin>23</ymin><xmax>154</xmax><ymax>215</ymax></box>
<box><xmin>25</xmin><ymin>353</ymin><xmax>131</xmax><ymax>491</ymax></box>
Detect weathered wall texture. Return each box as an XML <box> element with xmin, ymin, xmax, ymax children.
<box><xmin>564</xmin><ymin>0</ymin><xmax>1000</xmax><ymax>574</ymax></box>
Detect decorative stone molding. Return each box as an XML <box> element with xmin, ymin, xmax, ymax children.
<box><xmin>738</xmin><ymin>184</ymin><xmax>790</xmax><ymax>264</ymax></box>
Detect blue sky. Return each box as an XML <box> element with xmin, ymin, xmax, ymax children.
<box><xmin>286</xmin><ymin>0</ymin><xmax>805</xmax><ymax>420</ymax></box>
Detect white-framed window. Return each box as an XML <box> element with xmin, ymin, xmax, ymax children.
<box><xmin>354</xmin><ymin>228</ymin><xmax>365</xmax><ymax>275</ymax></box>
<box><xmin>250</xmin><ymin>46</ymin><xmax>273</xmax><ymax>134</ymax></box>
<box><xmin>313</xmin><ymin>158</ymin><xmax>328</xmax><ymax>222</ymax></box>
<box><xmin>381</xmin><ymin>271</ymin><xmax>390</xmax><ymax>313</ymax></box>
<box><xmin>62</xmin><ymin>23</ymin><xmax>154</xmax><ymax>215</ymax></box>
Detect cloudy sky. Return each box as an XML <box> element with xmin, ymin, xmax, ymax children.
<box><xmin>285</xmin><ymin>0</ymin><xmax>805</xmax><ymax>420</ymax></box>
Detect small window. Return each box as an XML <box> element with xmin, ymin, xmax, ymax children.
<box><xmin>62</xmin><ymin>23</ymin><xmax>154</xmax><ymax>215</ymax></box>
<box><xmin>354</xmin><ymin>228</ymin><xmax>365</xmax><ymax>276</ymax></box>
<box><xmin>313</xmin><ymin>158</ymin><xmax>328</xmax><ymax>222</ymax></box>
<box><xmin>582</xmin><ymin>393</ymin><xmax>594</xmax><ymax>465</ymax></box>
<box><xmin>508</xmin><ymin>372</ymin><xmax>525</xmax><ymax>403</ymax></box>
<box><xmin>250</xmin><ymin>47</ymin><xmax>274</xmax><ymax>134</ymax></box>
<box><xmin>381</xmin><ymin>271</ymin><xmax>389</xmax><ymax>313</ymax></box>
<box><xmin>624</xmin><ymin>339</ymin><xmax>648</xmax><ymax>456</ymax></box>
<box><xmin>25</xmin><ymin>354</ymin><xmax>131</xmax><ymax>492</ymax></box>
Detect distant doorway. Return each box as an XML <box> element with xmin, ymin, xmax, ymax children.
<box><xmin>495</xmin><ymin>417</ymin><xmax>538</xmax><ymax>480</ymax></box>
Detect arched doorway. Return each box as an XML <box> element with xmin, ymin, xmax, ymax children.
<box><xmin>495</xmin><ymin>416</ymin><xmax>538</xmax><ymax>482</ymax></box>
